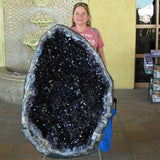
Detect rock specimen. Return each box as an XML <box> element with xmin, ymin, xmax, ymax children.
<box><xmin>21</xmin><ymin>24</ymin><xmax>113</xmax><ymax>159</ymax></box>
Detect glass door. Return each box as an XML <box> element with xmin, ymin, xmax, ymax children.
<box><xmin>135</xmin><ymin>0</ymin><xmax>159</xmax><ymax>87</ymax></box>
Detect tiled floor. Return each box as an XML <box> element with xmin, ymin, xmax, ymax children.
<box><xmin>0</xmin><ymin>88</ymin><xmax>160</xmax><ymax>160</ymax></box>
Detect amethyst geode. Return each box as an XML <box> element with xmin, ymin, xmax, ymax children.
<box><xmin>21</xmin><ymin>24</ymin><xmax>113</xmax><ymax>158</ymax></box>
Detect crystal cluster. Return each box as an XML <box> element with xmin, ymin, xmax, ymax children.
<box><xmin>22</xmin><ymin>24</ymin><xmax>113</xmax><ymax>158</ymax></box>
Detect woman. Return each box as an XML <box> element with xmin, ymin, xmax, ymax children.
<box><xmin>71</xmin><ymin>2</ymin><xmax>106</xmax><ymax>65</ymax></box>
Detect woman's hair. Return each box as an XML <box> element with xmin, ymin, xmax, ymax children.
<box><xmin>71</xmin><ymin>2</ymin><xmax>91</xmax><ymax>27</ymax></box>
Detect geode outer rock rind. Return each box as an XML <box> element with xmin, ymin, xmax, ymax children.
<box><xmin>21</xmin><ymin>24</ymin><xmax>114</xmax><ymax>159</ymax></box>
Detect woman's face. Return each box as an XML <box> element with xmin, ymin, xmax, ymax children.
<box><xmin>73</xmin><ymin>6</ymin><xmax>90</xmax><ymax>26</ymax></box>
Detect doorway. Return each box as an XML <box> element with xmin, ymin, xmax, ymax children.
<box><xmin>135</xmin><ymin>0</ymin><xmax>159</xmax><ymax>87</ymax></box>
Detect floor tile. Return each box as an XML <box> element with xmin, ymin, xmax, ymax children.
<box><xmin>0</xmin><ymin>129</ymin><xmax>24</xmax><ymax>143</ymax></box>
<box><xmin>14</xmin><ymin>156</ymin><xmax>42</xmax><ymax>160</ymax></box>
<box><xmin>0</xmin><ymin>157</ymin><xmax>13</xmax><ymax>160</ymax></box>
<box><xmin>155</xmin><ymin>140</ymin><xmax>160</xmax><ymax>151</ymax></box>
<box><xmin>149</xmin><ymin>131</ymin><xmax>160</xmax><ymax>141</ymax></box>
<box><xmin>0</xmin><ymin>117</ymin><xmax>8</xmax><ymax>133</ymax></box>
<box><xmin>133</xmin><ymin>154</ymin><xmax>160</xmax><ymax>160</ymax></box>
<box><xmin>144</xmin><ymin>122</ymin><xmax>160</xmax><ymax>132</ymax></box>
<box><xmin>17</xmin><ymin>143</ymin><xmax>42</xmax><ymax>155</ymax></box>
<box><xmin>112</xmin><ymin>121</ymin><xmax>123</xmax><ymax>131</ymax></box>
<box><xmin>125</xmin><ymin>131</ymin><xmax>151</xmax><ymax>142</ymax></box>
<box><xmin>137</xmin><ymin>108</ymin><xmax>160</xmax><ymax>122</ymax></box>
<box><xmin>129</xmin><ymin>142</ymin><xmax>158</xmax><ymax>154</ymax></box>
<box><xmin>109</xmin><ymin>142</ymin><xmax>131</xmax><ymax>154</ymax></box>
<box><xmin>103</xmin><ymin>153</ymin><xmax>133</xmax><ymax>160</ymax></box>
<box><xmin>118</xmin><ymin>108</ymin><xmax>141</xmax><ymax>122</ymax></box>
<box><xmin>0</xmin><ymin>144</ymin><xmax>18</xmax><ymax>155</ymax></box>
<box><xmin>112</xmin><ymin>132</ymin><xmax>126</xmax><ymax>142</ymax></box>
<box><xmin>122</xmin><ymin>122</ymin><xmax>146</xmax><ymax>131</ymax></box>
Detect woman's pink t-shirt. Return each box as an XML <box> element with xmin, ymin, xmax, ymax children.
<box><xmin>71</xmin><ymin>26</ymin><xmax>104</xmax><ymax>50</ymax></box>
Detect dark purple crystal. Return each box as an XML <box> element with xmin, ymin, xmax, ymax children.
<box><xmin>22</xmin><ymin>24</ymin><xmax>113</xmax><ymax>158</ymax></box>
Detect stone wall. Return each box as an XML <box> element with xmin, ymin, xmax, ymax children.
<box><xmin>0</xmin><ymin>67</ymin><xmax>25</xmax><ymax>104</ymax></box>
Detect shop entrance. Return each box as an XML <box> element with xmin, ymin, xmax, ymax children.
<box><xmin>135</xmin><ymin>0</ymin><xmax>160</xmax><ymax>87</ymax></box>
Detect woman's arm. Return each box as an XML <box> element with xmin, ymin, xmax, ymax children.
<box><xmin>98</xmin><ymin>47</ymin><xmax>106</xmax><ymax>66</ymax></box>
